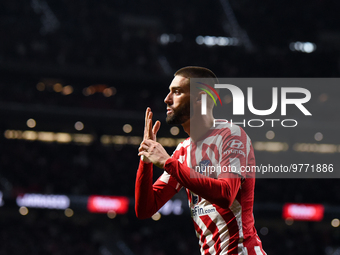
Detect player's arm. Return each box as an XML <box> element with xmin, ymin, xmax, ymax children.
<box><xmin>135</xmin><ymin>108</ymin><xmax>178</xmax><ymax>219</ymax></box>
<box><xmin>139</xmin><ymin>130</ymin><xmax>246</xmax><ymax>209</ymax></box>
<box><xmin>139</xmin><ymin>139</ymin><xmax>241</xmax><ymax>209</ymax></box>
<box><xmin>165</xmin><ymin>128</ymin><xmax>250</xmax><ymax>208</ymax></box>
<box><xmin>163</xmin><ymin>158</ymin><xmax>240</xmax><ymax>208</ymax></box>
<box><xmin>135</xmin><ymin>159</ymin><xmax>179</xmax><ymax>219</ymax></box>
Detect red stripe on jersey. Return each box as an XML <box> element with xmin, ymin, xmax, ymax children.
<box><xmin>193</xmin><ymin>220</ymin><xmax>212</xmax><ymax>255</ymax></box>
<box><xmin>166</xmin><ymin>124</ymin><xmax>265</xmax><ymax>254</ymax></box>
<box><xmin>259</xmin><ymin>243</ymin><xmax>267</xmax><ymax>255</ymax></box>
<box><xmin>200</xmin><ymin>215</ymin><xmax>222</xmax><ymax>254</ymax></box>
<box><xmin>215</xmin><ymin>206</ymin><xmax>240</xmax><ymax>254</ymax></box>
<box><xmin>190</xmin><ymin>142</ymin><xmax>197</xmax><ymax>171</ymax></box>
<box><xmin>186</xmin><ymin>189</ymin><xmax>192</xmax><ymax>204</ymax></box>
<box><xmin>209</xmin><ymin>143</ymin><xmax>220</xmax><ymax>162</ymax></box>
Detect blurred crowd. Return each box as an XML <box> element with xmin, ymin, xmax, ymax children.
<box><xmin>0</xmin><ymin>212</ymin><xmax>101</xmax><ymax>255</ymax></box>
<box><xmin>0</xmin><ymin>206</ymin><xmax>339</xmax><ymax>255</ymax></box>
<box><xmin>1</xmin><ymin>0</ymin><xmax>339</xmax><ymax>77</ymax></box>
<box><xmin>0</xmin><ymin>137</ymin><xmax>339</xmax><ymax>205</ymax></box>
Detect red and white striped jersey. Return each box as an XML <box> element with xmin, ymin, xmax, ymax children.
<box><xmin>135</xmin><ymin>122</ymin><xmax>266</xmax><ymax>255</ymax></box>
<box><xmin>160</xmin><ymin>123</ymin><xmax>266</xmax><ymax>255</ymax></box>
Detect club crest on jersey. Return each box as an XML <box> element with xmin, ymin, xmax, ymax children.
<box><xmin>198</xmin><ymin>160</ymin><xmax>211</xmax><ymax>174</ymax></box>
<box><xmin>191</xmin><ymin>193</ymin><xmax>199</xmax><ymax>205</ymax></box>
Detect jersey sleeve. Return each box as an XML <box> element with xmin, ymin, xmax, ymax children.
<box><xmin>218</xmin><ymin>125</ymin><xmax>252</xmax><ymax>180</ymax></box>
<box><xmin>162</xmin><ymin>127</ymin><xmax>252</xmax><ymax>208</ymax></box>
<box><xmin>135</xmin><ymin>143</ymin><xmax>183</xmax><ymax>219</ymax></box>
<box><xmin>164</xmin><ymin>158</ymin><xmax>241</xmax><ymax>209</ymax></box>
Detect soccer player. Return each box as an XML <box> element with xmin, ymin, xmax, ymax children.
<box><xmin>135</xmin><ymin>66</ymin><xmax>266</xmax><ymax>255</ymax></box>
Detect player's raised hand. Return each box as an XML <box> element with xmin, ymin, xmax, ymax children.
<box><xmin>143</xmin><ymin>107</ymin><xmax>161</xmax><ymax>141</ymax></box>
<box><xmin>138</xmin><ymin>139</ymin><xmax>170</xmax><ymax>169</ymax></box>
<box><xmin>140</xmin><ymin>107</ymin><xmax>161</xmax><ymax>163</ymax></box>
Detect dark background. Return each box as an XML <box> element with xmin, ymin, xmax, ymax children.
<box><xmin>0</xmin><ymin>0</ymin><xmax>340</xmax><ymax>254</ymax></box>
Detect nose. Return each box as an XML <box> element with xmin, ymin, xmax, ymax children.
<box><xmin>164</xmin><ymin>92</ymin><xmax>172</xmax><ymax>105</ymax></box>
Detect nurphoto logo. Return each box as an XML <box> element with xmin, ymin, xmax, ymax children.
<box><xmin>195</xmin><ymin>78</ymin><xmax>312</xmax><ymax>128</ymax></box>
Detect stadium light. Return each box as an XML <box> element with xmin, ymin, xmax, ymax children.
<box><xmin>289</xmin><ymin>41</ymin><xmax>316</xmax><ymax>53</ymax></box>
<box><xmin>75</xmin><ymin>121</ymin><xmax>84</xmax><ymax>131</ymax></box>
<box><xmin>159</xmin><ymin>34</ymin><xmax>182</xmax><ymax>45</ymax></box>
<box><xmin>64</xmin><ymin>208</ymin><xmax>74</xmax><ymax>217</ymax></box>
<box><xmin>19</xmin><ymin>206</ymin><xmax>29</xmax><ymax>216</ymax></box>
<box><xmin>0</xmin><ymin>191</ymin><xmax>3</xmax><ymax>207</ymax></box>
<box><xmin>151</xmin><ymin>212</ymin><xmax>161</xmax><ymax>221</ymax></box>
<box><xmin>331</xmin><ymin>219</ymin><xmax>340</xmax><ymax>228</ymax></box>
<box><xmin>314</xmin><ymin>132</ymin><xmax>323</xmax><ymax>141</ymax></box>
<box><xmin>196</xmin><ymin>35</ymin><xmax>239</xmax><ymax>47</ymax></box>
<box><xmin>170</xmin><ymin>126</ymin><xmax>180</xmax><ymax>136</ymax></box>
<box><xmin>26</xmin><ymin>118</ymin><xmax>36</xmax><ymax>128</ymax></box>
<box><xmin>265</xmin><ymin>130</ymin><xmax>275</xmax><ymax>140</ymax></box>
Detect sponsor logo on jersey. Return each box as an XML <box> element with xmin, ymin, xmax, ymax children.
<box><xmin>227</xmin><ymin>139</ymin><xmax>244</xmax><ymax>149</ymax></box>
<box><xmin>191</xmin><ymin>205</ymin><xmax>216</xmax><ymax>217</ymax></box>
<box><xmin>224</xmin><ymin>139</ymin><xmax>246</xmax><ymax>157</ymax></box>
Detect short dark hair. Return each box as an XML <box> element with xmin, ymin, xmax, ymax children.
<box><xmin>175</xmin><ymin>66</ymin><xmax>219</xmax><ymax>108</ymax></box>
<box><xmin>174</xmin><ymin>66</ymin><xmax>218</xmax><ymax>81</ymax></box>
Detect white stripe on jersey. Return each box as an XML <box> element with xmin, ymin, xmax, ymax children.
<box><xmin>239</xmin><ymin>244</ymin><xmax>248</xmax><ymax>255</ymax></box>
<box><xmin>178</xmin><ymin>155</ymin><xmax>185</xmax><ymax>164</ymax></box>
<box><xmin>186</xmin><ymin>143</ymin><xmax>191</xmax><ymax>167</ymax></box>
<box><xmin>211</xmin><ymin>210</ymin><xmax>231</xmax><ymax>253</ymax></box>
<box><xmin>182</xmin><ymin>138</ymin><xmax>191</xmax><ymax>148</ymax></box>
<box><xmin>244</xmin><ymin>247</ymin><xmax>249</xmax><ymax>255</ymax></box>
<box><xmin>196</xmin><ymin>138</ymin><xmax>219</xmax><ymax>165</ymax></box>
<box><xmin>229</xmin><ymin>199</ymin><xmax>245</xmax><ymax>254</ymax></box>
<box><xmin>195</xmin><ymin>215</ymin><xmax>216</xmax><ymax>254</ymax></box>
<box><xmin>171</xmin><ymin>138</ymin><xmax>190</xmax><ymax>157</ymax></box>
<box><xmin>229</xmin><ymin>157</ymin><xmax>242</xmax><ymax>176</ymax></box>
<box><xmin>229</xmin><ymin>124</ymin><xmax>241</xmax><ymax>137</ymax></box>
<box><xmin>254</xmin><ymin>246</ymin><xmax>264</xmax><ymax>255</ymax></box>
<box><xmin>159</xmin><ymin>172</ymin><xmax>171</xmax><ymax>184</ymax></box>
<box><xmin>214</xmin><ymin>123</ymin><xmax>241</xmax><ymax>137</ymax></box>
<box><xmin>246</xmin><ymin>137</ymin><xmax>251</xmax><ymax>165</ymax></box>
<box><xmin>226</xmin><ymin>123</ymin><xmax>242</xmax><ymax>136</ymax></box>
<box><xmin>194</xmin><ymin>206</ymin><xmax>238</xmax><ymax>255</ymax></box>
<box><xmin>195</xmin><ymin>136</ymin><xmax>222</xmax><ymax>178</ymax></box>
<box><xmin>170</xmin><ymin>123</ymin><xmax>260</xmax><ymax>255</ymax></box>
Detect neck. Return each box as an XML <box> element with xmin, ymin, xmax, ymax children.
<box><xmin>182</xmin><ymin>110</ymin><xmax>214</xmax><ymax>142</ymax></box>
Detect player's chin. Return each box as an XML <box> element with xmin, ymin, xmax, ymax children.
<box><xmin>166</xmin><ymin>114</ymin><xmax>176</xmax><ymax>124</ymax></box>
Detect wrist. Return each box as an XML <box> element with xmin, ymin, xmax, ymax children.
<box><xmin>161</xmin><ymin>156</ymin><xmax>172</xmax><ymax>169</ymax></box>
<box><xmin>141</xmin><ymin>155</ymin><xmax>152</xmax><ymax>164</ymax></box>
<box><xmin>163</xmin><ymin>157</ymin><xmax>176</xmax><ymax>172</ymax></box>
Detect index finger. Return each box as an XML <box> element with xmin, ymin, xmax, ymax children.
<box><xmin>144</xmin><ymin>107</ymin><xmax>151</xmax><ymax>139</ymax></box>
<box><xmin>147</xmin><ymin>111</ymin><xmax>153</xmax><ymax>139</ymax></box>
<box><xmin>145</xmin><ymin>107</ymin><xmax>150</xmax><ymax>129</ymax></box>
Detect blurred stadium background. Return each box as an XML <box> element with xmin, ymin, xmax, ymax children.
<box><xmin>1</xmin><ymin>0</ymin><xmax>340</xmax><ymax>254</ymax></box>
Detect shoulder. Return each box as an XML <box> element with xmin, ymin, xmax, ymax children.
<box><xmin>171</xmin><ymin>137</ymin><xmax>190</xmax><ymax>158</ymax></box>
<box><xmin>175</xmin><ymin>137</ymin><xmax>190</xmax><ymax>150</ymax></box>
<box><xmin>212</xmin><ymin>122</ymin><xmax>247</xmax><ymax>138</ymax></box>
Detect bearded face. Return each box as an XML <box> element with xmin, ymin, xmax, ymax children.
<box><xmin>166</xmin><ymin>98</ymin><xmax>191</xmax><ymax>125</ymax></box>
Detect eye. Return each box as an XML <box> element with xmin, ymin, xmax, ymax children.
<box><xmin>174</xmin><ymin>89</ymin><xmax>180</xmax><ymax>95</ymax></box>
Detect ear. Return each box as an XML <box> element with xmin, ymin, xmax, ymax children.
<box><xmin>196</xmin><ymin>91</ymin><xmax>206</xmax><ymax>102</ymax></box>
